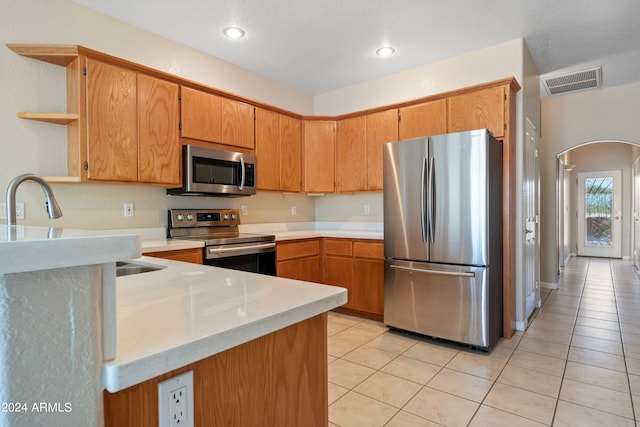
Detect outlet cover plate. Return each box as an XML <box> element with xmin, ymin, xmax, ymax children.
<box><xmin>158</xmin><ymin>370</ymin><xmax>194</xmax><ymax>427</ymax></box>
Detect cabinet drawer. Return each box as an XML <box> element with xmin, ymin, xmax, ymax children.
<box><xmin>353</xmin><ymin>241</ymin><xmax>384</xmax><ymax>259</ymax></box>
<box><xmin>324</xmin><ymin>239</ymin><xmax>352</xmax><ymax>256</ymax></box>
<box><xmin>277</xmin><ymin>239</ymin><xmax>321</xmax><ymax>261</ymax></box>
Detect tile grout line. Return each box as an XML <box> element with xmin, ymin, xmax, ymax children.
<box><xmin>550</xmin><ymin>257</ymin><xmax>589</xmax><ymax>425</ymax></box>
<box><xmin>611</xmin><ymin>259</ymin><xmax>637</xmax><ymax>423</ymax></box>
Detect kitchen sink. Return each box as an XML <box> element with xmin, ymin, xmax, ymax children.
<box><xmin>115</xmin><ymin>260</ymin><xmax>166</xmax><ymax>277</ymax></box>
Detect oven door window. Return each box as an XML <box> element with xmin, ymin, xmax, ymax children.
<box><xmin>205</xmin><ymin>251</ymin><xmax>276</xmax><ymax>276</ymax></box>
<box><xmin>193</xmin><ymin>157</ymin><xmax>239</xmax><ymax>186</ymax></box>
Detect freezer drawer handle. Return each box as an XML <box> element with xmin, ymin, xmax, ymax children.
<box><xmin>390</xmin><ymin>264</ymin><xmax>475</xmax><ymax>277</ymax></box>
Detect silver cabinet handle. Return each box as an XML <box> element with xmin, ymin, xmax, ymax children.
<box><xmin>390</xmin><ymin>264</ymin><xmax>475</xmax><ymax>277</ymax></box>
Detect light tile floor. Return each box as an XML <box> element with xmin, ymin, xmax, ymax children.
<box><xmin>327</xmin><ymin>257</ymin><xmax>640</xmax><ymax>426</ymax></box>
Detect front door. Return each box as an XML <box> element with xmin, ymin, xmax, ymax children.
<box><xmin>577</xmin><ymin>170</ymin><xmax>622</xmax><ymax>258</ymax></box>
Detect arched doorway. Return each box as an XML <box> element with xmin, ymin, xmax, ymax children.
<box><xmin>556</xmin><ymin>140</ymin><xmax>640</xmax><ymax>273</ymax></box>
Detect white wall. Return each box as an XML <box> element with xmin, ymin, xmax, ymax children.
<box><xmin>1</xmin><ymin>0</ymin><xmax>315</xmax><ymax>229</ymax></box>
<box><xmin>540</xmin><ymin>82</ymin><xmax>640</xmax><ymax>283</ymax></box>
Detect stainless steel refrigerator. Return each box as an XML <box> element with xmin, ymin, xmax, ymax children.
<box><xmin>383</xmin><ymin>128</ymin><xmax>503</xmax><ymax>350</ymax></box>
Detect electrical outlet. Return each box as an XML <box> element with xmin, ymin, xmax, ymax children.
<box><xmin>291</xmin><ymin>206</ymin><xmax>297</xmax><ymax>216</ymax></box>
<box><xmin>1</xmin><ymin>203</ymin><xmax>27</xmax><ymax>220</ymax></box>
<box><xmin>124</xmin><ymin>203</ymin><xmax>134</xmax><ymax>217</ymax></box>
<box><xmin>15</xmin><ymin>202</ymin><xmax>25</xmax><ymax>220</ymax></box>
<box><xmin>241</xmin><ymin>204</ymin><xmax>248</xmax><ymax>215</ymax></box>
<box><xmin>158</xmin><ymin>370</ymin><xmax>193</xmax><ymax>427</ymax></box>
<box><xmin>363</xmin><ymin>204</ymin><xmax>371</xmax><ymax>216</ymax></box>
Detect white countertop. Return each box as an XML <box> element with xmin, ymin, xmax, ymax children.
<box><xmin>0</xmin><ymin>225</ymin><xmax>140</xmax><ymax>275</ymax></box>
<box><xmin>103</xmin><ymin>256</ymin><xmax>347</xmax><ymax>392</ymax></box>
<box><xmin>140</xmin><ymin>221</ymin><xmax>383</xmax><ymax>253</ymax></box>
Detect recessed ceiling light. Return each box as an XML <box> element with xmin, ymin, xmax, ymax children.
<box><xmin>223</xmin><ymin>27</ymin><xmax>245</xmax><ymax>39</ymax></box>
<box><xmin>376</xmin><ymin>46</ymin><xmax>395</xmax><ymax>57</ymax></box>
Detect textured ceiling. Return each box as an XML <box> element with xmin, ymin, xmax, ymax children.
<box><xmin>73</xmin><ymin>0</ymin><xmax>640</xmax><ymax>96</ymax></box>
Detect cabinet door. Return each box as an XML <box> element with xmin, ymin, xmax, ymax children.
<box><xmin>324</xmin><ymin>255</ymin><xmax>353</xmax><ymax>308</ymax></box>
<box><xmin>256</xmin><ymin>108</ymin><xmax>280</xmax><ymax>190</ymax></box>
<box><xmin>353</xmin><ymin>241</ymin><xmax>384</xmax><ymax>315</ymax></box>
<box><xmin>86</xmin><ymin>59</ymin><xmax>138</xmax><ymax>182</ymax></box>
<box><xmin>337</xmin><ymin>116</ymin><xmax>366</xmax><ymax>192</ymax></box>
<box><xmin>303</xmin><ymin>120</ymin><xmax>335</xmax><ymax>193</ymax></box>
<box><xmin>221</xmin><ymin>98</ymin><xmax>255</xmax><ymax>149</ymax></box>
<box><xmin>180</xmin><ymin>87</ymin><xmax>222</xmax><ymax>142</ymax></box>
<box><xmin>300</xmin><ymin>256</ymin><xmax>322</xmax><ymax>283</ymax></box>
<box><xmin>398</xmin><ymin>99</ymin><xmax>447</xmax><ymax>140</ymax></box>
<box><xmin>277</xmin><ymin>259</ymin><xmax>301</xmax><ymax>280</ymax></box>
<box><xmin>366</xmin><ymin>109</ymin><xmax>398</xmax><ymax>190</ymax></box>
<box><xmin>137</xmin><ymin>74</ymin><xmax>180</xmax><ymax>185</ymax></box>
<box><xmin>353</xmin><ymin>258</ymin><xmax>384</xmax><ymax>315</ymax></box>
<box><xmin>280</xmin><ymin>115</ymin><xmax>302</xmax><ymax>193</ymax></box>
<box><xmin>447</xmin><ymin>86</ymin><xmax>505</xmax><ymax>138</ymax></box>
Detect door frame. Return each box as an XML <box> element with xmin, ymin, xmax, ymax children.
<box><xmin>556</xmin><ymin>140</ymin><xmax>639</xmax><ymax>275</ymax></box>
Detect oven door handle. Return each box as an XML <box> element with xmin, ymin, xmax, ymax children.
<box><xmin>206</xmin><ymin>242</ymin><xmax>275</xmax><ymax>258</ymax></box>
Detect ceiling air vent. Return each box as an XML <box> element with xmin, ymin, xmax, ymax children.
<box><xmin>542</xmin><ymin>67</ymin><xmax>602</xmax><ymax>96</ymax></box>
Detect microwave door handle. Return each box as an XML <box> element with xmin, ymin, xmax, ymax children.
<box><xmin>238</xmin><ymin>157</ymin><xmax>245</xmax><ymax>191</ymax></box>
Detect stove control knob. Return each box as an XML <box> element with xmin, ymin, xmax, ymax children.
<box><xmin>223</xmin><ymin>214</ymin><xmax>229</xmax><ymax>220</ymax></box>
<box><xmin>176</xmin><ymin>214</ymin><xmax>184</xmax><ymax>221</ymax></box>
<box><xmin>186</xmin><ymin>214</ymin><xmax>193</xmax><ymax>221</ymax></box>
<box><xmin>231</xmin><ymin>213</ymin><xmax>237</xmax><ymax>220</ymax></box>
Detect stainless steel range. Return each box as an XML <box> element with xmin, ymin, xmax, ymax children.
<box><xmin>168</xmin><ymin>209</ymin><xmax>276</xmax><ymax>275</ymax></box>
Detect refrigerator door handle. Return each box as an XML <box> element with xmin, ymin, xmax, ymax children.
<box><xmin>421</xmin><ymin>156</ymin><xmax>427</xmax><ymax>242</ymax></box>
<box><xmin>427</xmin><ymin>155</ymin><xmax>435</xmax><ymax>243</ymax></box>
<box><xmin>390</xmin><ymin>264</ymin><xmax>476</xmax><ymax>277</ymax></box>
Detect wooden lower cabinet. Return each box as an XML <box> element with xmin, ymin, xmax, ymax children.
<box><xmin>143</xmin><ymin>248</ymin><xmax>203</xmax><ymax>264</ymax></box>
<box><xmin>276</xmin><ymin>238</ymin><xmax>383</xmax><ymax>320</ymax></box>
<box><xmin>103</xmin><ymin>313</ymin><xmax>328</xmax><ymax>427</ymax></box>
<box><xmin>323</xmin><ymin>239</ymin><xmax>354</xmax><ymax>309</ymax></box>
<box><xmin>276</xmin><ymin>238</ymin><xmax>322</xmax><ymax>283</ymax></box>
<box><xmin>352</xmin><ymin>241</ymin><xmax>384</xmax><ymax>316</ymax></box>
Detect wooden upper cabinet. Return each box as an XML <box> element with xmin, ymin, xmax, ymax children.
<box><xmin>180</xmin><ymin>86</ymin><xmax>222</xmax><ymax>143</ymax></box>
<box><xmin>303</xmin><ymin>120</ymin><xmax>335</xmax><ymax>193</ymax></box>
<box><xmin>255</xmin><ymin>108</ymin><xmax>280</xmax><ymax>190</ymax></box>
<box><xmin>181</xmin><ymin>87</ymin><xmax>255</xmax><ymax>150</ymax></box>
<box><xmin>221</xmin><ymin>98</ymin><xmax>255</xmax><ymax>149</ymax></box>
<box><xmin>337</xmin><ymin>116</ymin><xmax>367</xmax><ymax>192</ymax></box>
<box><xmin>86</xmin><ymin>58</ymin><xmax>138</xmax><ymax>182</ymax></box>
<box><xmin>398</xmin><ymin>99</ymin><xmax>447</xmax><ymax>140</ymax></box>
<box><xmin>137</xmin><ymin>74</ymin><xmax>180</xmax><ymax>185</ymax></box>
<box><xmin>256</xmin><ymin>109</ymin><xmax>302</xmax><ymax>192</ymax></box>
<box><xmin>280</xmin><ymin>115</ymin><xmax>302</xmax><ymax>193</ymax></box>
<box><xmin>447</xmin><ymin>86</ymin><xmax>505</xmax><ymax>138</ymax></box>
<box><xmin>366</xmin><ymin>109</ymin><xmax>399</xmax><ymax>190</ymax></box>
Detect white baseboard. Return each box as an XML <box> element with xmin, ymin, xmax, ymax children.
<box><xmin>540</xmin><ymin>281</ymin><xmax>558</xmax><ymax>290</ymax></box>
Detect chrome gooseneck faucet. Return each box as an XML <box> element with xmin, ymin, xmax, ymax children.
<box><xmin>6</xmin><ymin>174</ymin><xmax>63</xmax><ymax>227</ymax></box>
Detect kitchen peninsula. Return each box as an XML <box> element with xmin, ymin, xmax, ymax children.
<box><xmin>0</xmin><ymin>226</ymin><xmax>347</xmax><ymax>427</ymax></box>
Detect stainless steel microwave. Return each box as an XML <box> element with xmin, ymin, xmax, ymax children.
<box><xmin>167</xmin><ymin>145</ymin><xmax>256</xmax><ymax>197</ymax></box>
